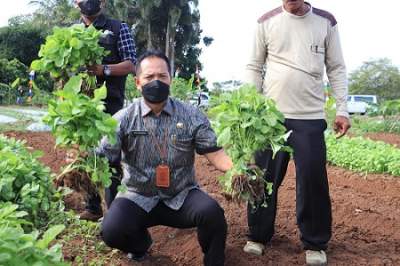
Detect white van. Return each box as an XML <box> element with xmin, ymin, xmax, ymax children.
<box><xmin>347</xmin><ymin>95</ymin><xmax>377</xmax><ymax>115</ymax></box>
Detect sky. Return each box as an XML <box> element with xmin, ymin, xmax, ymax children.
<box><xmin>1</xmin><ymin>0</ymin><xmax>400</xmax><ymax>84</ymax></box>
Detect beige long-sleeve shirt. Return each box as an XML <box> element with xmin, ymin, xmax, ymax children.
<box><xmin>245</xmin><ymin>3</ymin><xmax>349</xmax><ymax>119</ymax></box>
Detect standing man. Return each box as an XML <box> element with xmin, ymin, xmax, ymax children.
<box><xmin>16</xmin><ymin>85</ymin><xmax>25</xmax><ymax>105</ymax></box>
<box><xmin>74</xmin><ymin>0</ymin><xmax>136</xmax><ymax>221</ymax></box>
<box><xmin>244</xmin><ymin>1</ymin><xmax>351</xmax><ymax>265</ymax></box>
<box><xmin>99</xmin><ymin>50</ymin><xmax>233</xmax><ymax>265</ymax></box>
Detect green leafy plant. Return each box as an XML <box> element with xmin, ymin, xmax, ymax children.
<box><xmin>32</xmin><ymin>24</ymin><xmax>116</xmax><ymax>210</ymax></box>
<box><xmin>125</xmin><ymin>74</ymin><xmax>141</xmax><ymax>102</ymax></box>
<box><xmin>43</xmin><ymin>75</ymin><xmax>117</xmax><ymax>191</ymax></box>
<box><xmin>324</xmin><ymin>96</ymin><xmax>337</xmax><ymax>131</ymax></box>
<box><xmin>326</xmin><ymin>133</ymin><xmax>400</xmax><ymax>176</ymax></box>
<box><xmin>170</xmin><ymin>75</ymin><xmax>197</xmax><ymax>101</ymax></box>
<box><xmin>350</xmin><ymin>116</ymin><xmax>400</xmax><ymax>135</ymax></box>
<box><xmin>0</xmin><ymin>135</ymin><xmax>65</xmax><ymax>229</ymax></box>
<box><xmin>31</xmin><ymin>24</ymin><xmax>107</xmax><ymax>79</ymax></box>
<box><xmin>208</xmin><ymin>85</ymin><xmax>291</xmax><ymax>206</ymax></box>
<box><xmin>0</xmin><ymin>202</ymin><xmax>68</xmax><ymax>266</ymax></box>
<box><xmin>378</xmin><ymin>99</ymin><xmax>400</xmax><ymax>117</ymax></box>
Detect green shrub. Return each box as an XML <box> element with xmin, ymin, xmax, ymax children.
<box><xmin>326</xmin><ymin>133</ymin><xmax>400</xmax><ymax>176</ymax></box>
<box><xmin>171</xmin><ymin>75</ymin><xmax>196</xmax><ymax>102</ymax></box>
<box><xmin>125</xmin><ymin>74</ymin><xmax>141</xmax><ymax>102</ymax></box>
<box><xmin>0</xmin><ymin>135</ymin><xmax>65</xmax><ymax>229</ymax></box>
<box><xmin>209</xmin><ymin>85</ymin><xmax>290</xmax><ymax>205</ymax></box>
<box><xmin>0</xmin><ymin>202</ymin><xmax>68</xmax><ymax>266</ymax></box>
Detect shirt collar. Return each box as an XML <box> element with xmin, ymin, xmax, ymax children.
<box><xmin>282</xmin><ymin>2</ymin><xmax>312</xmax><ymax>18</ymax></box>
<box><xmin>80</xmin><ymin>13</ymin><xmax>106</xmax><ymax>28</ymax></box>
<box><xmin>140</xmin><ymin>97</ymin><xmax>173</xmax><ymax>117</ymax></box>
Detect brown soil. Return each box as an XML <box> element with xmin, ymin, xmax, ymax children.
<box><xmin>4</xmin><ymin>131</ymin><xmax>400</xmax><ymax>266</ymax></box>
<box><xmin>364</xmin><ymin>132</ymin><xmax>400</xmax><ymax>147</ymax></box>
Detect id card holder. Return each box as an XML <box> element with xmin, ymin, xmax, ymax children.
<box><xmin>156</xmin><ymin>164</ymin><xmax>170</xmax><ymax>188</ymax></box>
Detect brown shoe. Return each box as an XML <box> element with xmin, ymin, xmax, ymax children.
<box><xmin>79</xmin><ymin>210</ymin><xmax>103</xmax><ymax>222</ymax></box>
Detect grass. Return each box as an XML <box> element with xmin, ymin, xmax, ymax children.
<box><xmin>0</xmin><ymin>120</ymin><xmax>34</xmax><ymax>132</ymax></box>
<box><xmin>350</xmin><ymin>115</ymin><xmax>400</xmax><ymax>135</ymax></box>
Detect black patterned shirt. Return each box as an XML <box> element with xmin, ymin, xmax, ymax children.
<box><xmin>97</xmin><ymin>97</ymin><xmax>221</xmax><ymax>212</ymax></box>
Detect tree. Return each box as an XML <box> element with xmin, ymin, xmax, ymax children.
<box><xmin>124</xmin><ymin>0</ymin><xmax>162</xmax><ymax>49</ymax></box>
<box><xmin>349</xmin><ymin>58</ymin><xmax>400</xmax><ymax>100</ymax></box>
<box><xmin>7</xmin><ymin>14</ymin><xmax>35</xmax><ymax>26</ymax></box>
<box><xmin>8</xmin><ymin>0</ymin><xmax>210</xmax><ymax>89</ymax></box>
<box><xmin>203</xmin><ymin>36</ymin><xmax>214</xmax><ymax>47</ymax></box>
<box><xmin>166</xmin><ymin>3</ymin><xmax>202</xmax><ymax>79</ymax></box>
<box><xmin>0</xmin><ymin>58</ymin><xmax>54</xmax><ymax>92</ymax></box>
<box><xmin>29</xmin><ymin>0</ymin><xmax>79</xmax><ymax>27</ymax></box>
<box><xmin>158</xmin><ymin>0</ymin><xmax>200</xmax><ymax>75</ymax></box>
<box><xmin>0</xmin><ymin>24</ymin><xmax>46</xmax><ymax>66</ymax></box>
<box><xmin>0</xmin><ymin>58</ymin><xmax>28</xmax><ymax>85</ymax></box>
<box><xmin>109</xmin><ymin>0</ymin><xmax>205</xmax><ymax>79</ymax></box>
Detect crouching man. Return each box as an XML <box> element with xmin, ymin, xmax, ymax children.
<box><xmin>98</xmin><ymin>50</ymin><xmax>233</xmax><ymax>266</ymax></box>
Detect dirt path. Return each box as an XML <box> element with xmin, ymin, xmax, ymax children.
<box><xmin>4</xmin><ymin>131</ymin><xmax>400</xmax><ymax>265</ymax></box>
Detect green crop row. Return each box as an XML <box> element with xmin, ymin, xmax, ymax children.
<box><xmin>326</xmin><ymin>133</ymin><xmax>400</xmax><ymax>176</ymax></box>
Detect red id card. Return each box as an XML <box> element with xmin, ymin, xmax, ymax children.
<box><xmin>156</xmin><ymin>164</ymin><xmax>170</xmax><ymax>188</ymax></box>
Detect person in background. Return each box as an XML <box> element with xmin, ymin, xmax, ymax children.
<box><xmin>16</xmin><ymin>86</ymin><xmax>24</xmax><ymax>105</ymax></box>
<box><xmin>74</xmin><ymin>0</ymin><xmax>136</xmax><ymax>221</ymax></box>
<box><xmin>99</xmin><ymin>50</ymin><xmax>233</xmax><ymax>266</ymax></box>
<box><xmin>243</xmin><ymin>1</ymin><xmax>351</xmax><ymax>265</ymax></box>
<box><xmin>27</xmin><ymin>87</ymin><xmax>33</xmax><ymax>103</ymax></box>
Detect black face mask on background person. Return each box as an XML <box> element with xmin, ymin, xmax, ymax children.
<box><xmin>142</xmin><ymin>80</ymin><xmax>170</xmax><ymax>104</ymax></box>
<box><xmin>78</xmin><ymin>0</ymin><xmax>101</xmax><ymax>16</ymax></box>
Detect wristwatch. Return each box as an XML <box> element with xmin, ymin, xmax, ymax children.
<box><xmin>103</xmin><ymin>65</ymin><xmax>111</xmax><ymax>76</ymax></box>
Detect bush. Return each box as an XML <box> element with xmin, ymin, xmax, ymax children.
<box><xmin>352</xmin><ymin>116</ymin><xmax>400</xmax><ymax>134</ymax></box>
<box><xmin>124</xmin><ymin>74</ymin><xmax>141</xmax><ymax>103</ymax></box>
<box><xmin>0</xmin><ymin>58</ymin><xmax>54</xmax><ymax>99</ymax></box>
<box><xmin>171</xmin><ymin>75</ymin><xmax>196</xmax><ymax>102</ymax></box>
<box><xmin>0</xmin><ymin>58</ymin><xmax>28</xmax><ymax>85</ymax></box>
<box><xmin>0</xmin><ymin>23</ymin><xmax>47</xmax><ymax>66</ymax></box>
<box><xmin>0</xmin><ymin>82</ymin><xmax>15</xmax><ymax>104</ymax></box>
<box><xmin>0</xmin><ymin>202</ymin><xmax>68</xmax><ymax>266</ymax></box>
<box><xmin>30</xmin><ymin>89</ymin><xmax>54</xmax><ymax>106</ymax></box>
<box><xmin>0</xmin><ymin>135</ymin><xmax>65</xmax><ymax>229</ymax></box>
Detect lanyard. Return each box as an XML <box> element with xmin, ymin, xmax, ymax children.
<box><xmin>144</xmin><ymin>118</ymin><xmax>169</xmax><ymax>164</ymax></box>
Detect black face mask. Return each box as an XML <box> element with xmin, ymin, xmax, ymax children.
<box><xmin>78</xmin><ymin>0</ymin><xmax>101</xmax><ymax>16</ymax></box>
<box><xmin>142</xmin><ymin>80</ymin><xmax>170</xmax><ymax>104</ymax></box>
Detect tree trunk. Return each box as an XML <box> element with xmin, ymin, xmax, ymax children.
<box><xmin>166</xmin><ymin>18</ymin><xmax>171</xmax><ymax>59</ymax></box>
<box><xmin>146</xmin><ymin>22</ymin><xmax>152</xmax><ymax>49</ymax></box>
<box><xmin>166</xmin><ymin>6</ymin><xmax>182</xmax><ymax>75</ymax></box>
<box><xmin>170</xmin><ymin>30</ymin><xmax>176</xmax><ymax>75</ymax></box>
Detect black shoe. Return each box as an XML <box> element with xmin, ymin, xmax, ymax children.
<box><xmin>127</xmin><ymin>252</ymin><xmax>148</xmax><ymax>262</ymax></box>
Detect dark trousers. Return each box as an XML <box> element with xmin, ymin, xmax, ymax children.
<box><xmin>247</xmin><ymin>119</ymin><xmax>331</xmax><ymax>251</ymax></box>
<box><xmin>105</xmin><ymin>97</ymin><xmax>124</xmax><ymax>116</ymax></box>
<box><xmin>101</xmin><ymin>189</ymin><xmax>227</xmax><ymax>266</ymax></box>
